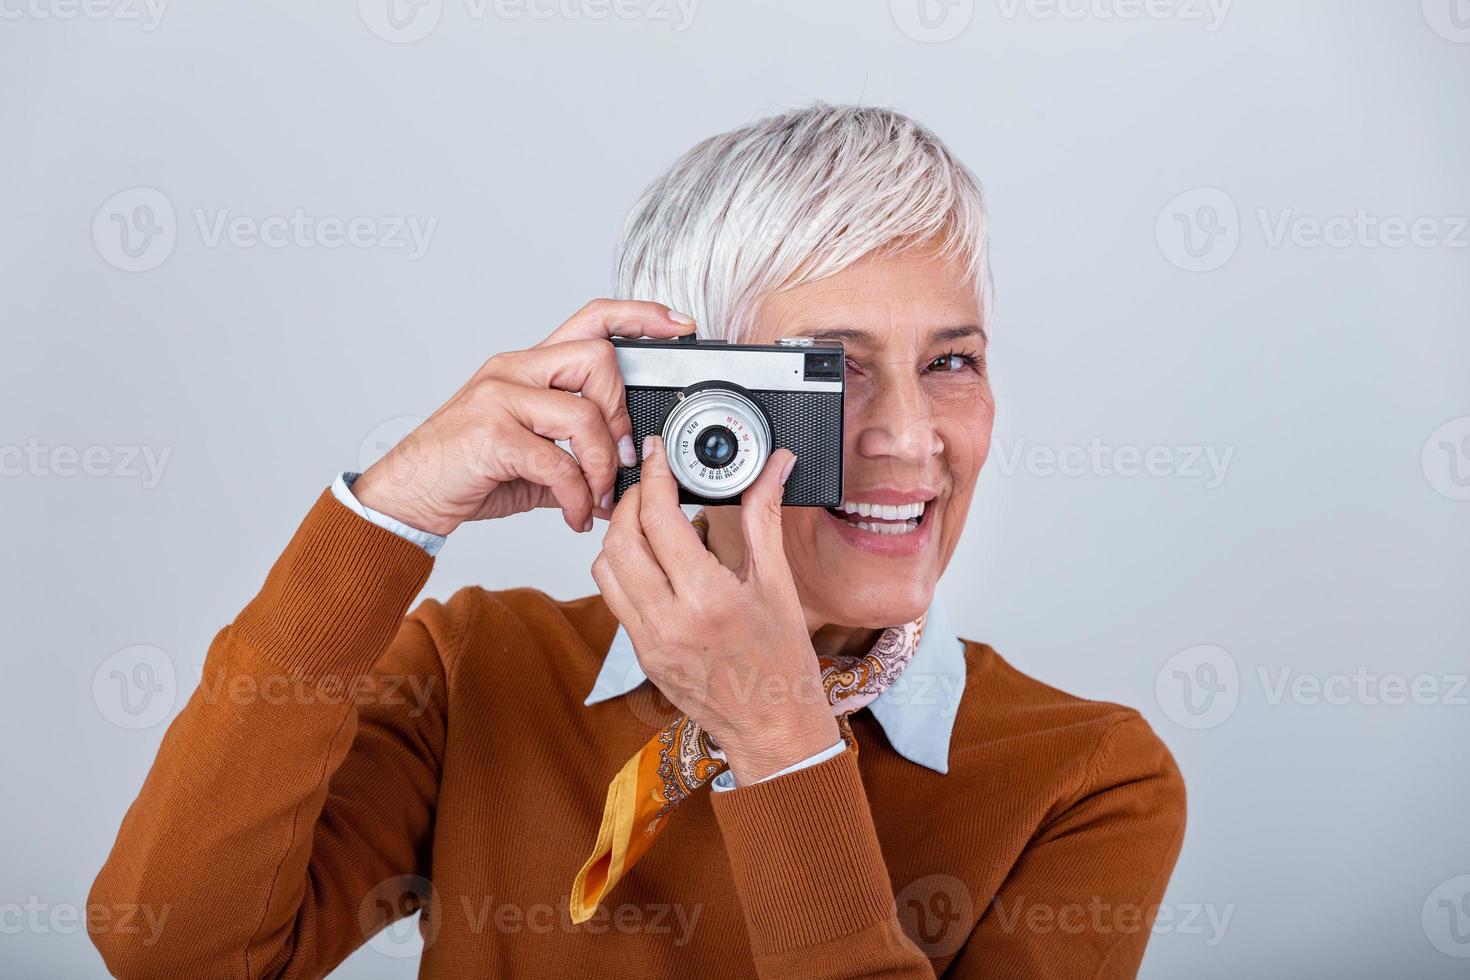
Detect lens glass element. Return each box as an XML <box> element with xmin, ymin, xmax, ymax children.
<box><xmin>693</xmin><ymin>425</ymin><xmax>738</xmax><ymax>469</ymax></box>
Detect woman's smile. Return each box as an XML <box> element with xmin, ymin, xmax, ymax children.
<box><xmin>821</xmin><ymin>488</ymin><xmax>938</xmax><ymax>556</ymax></box>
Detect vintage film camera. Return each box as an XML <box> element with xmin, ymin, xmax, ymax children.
<box><xmin>611</xmin><ymin>334</ymin><xmax>845</xmax><ymax>507</ymax></box>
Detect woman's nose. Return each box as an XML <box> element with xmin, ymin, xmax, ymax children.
<box><xmin>852</xmin><ymin>378</ymin><xmax>943</xmax><ymax>465</ymax></box>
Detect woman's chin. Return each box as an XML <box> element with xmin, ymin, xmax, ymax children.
<box><xmin>782</xmin><ymin>507</ymin><xmax>941</xmax><ymax>628</ymax></box>
<box><xmin>816</xmin><ymin>589</ymin><xmax>934</xmax><ymax>632</ymax></box>
<box><xmin>800</xmin><ymin>563</ymin><xmax>936</xmax><ymax>630</ymax></box>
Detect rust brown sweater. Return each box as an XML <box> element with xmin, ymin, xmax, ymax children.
<box><xmin>89</xmin><ymin>491</ymin><xmax>1186</xmax><ymax>979</ymax></box>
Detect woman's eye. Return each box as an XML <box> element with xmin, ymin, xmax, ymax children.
<box><xmin>926</xmin><ymin>352</ymin><xmax>979</xmax><ymax>373</ymax></box>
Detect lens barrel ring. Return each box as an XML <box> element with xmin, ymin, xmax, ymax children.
<box><xmin>661</xmin><ymin>387</ymin><xmax>771</xmax><ymax>499</ymax></box>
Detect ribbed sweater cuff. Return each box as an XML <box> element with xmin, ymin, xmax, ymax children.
<box><xmin>232</xmin><ymin>489</ymin><xmax>435</xmax><ymax>678</ymax></box>
<box><xmin>711</xmin><ymin>747</ymin><xmax>896</xmax><ymax>956</ymax></box>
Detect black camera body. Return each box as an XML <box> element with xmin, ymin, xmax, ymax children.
<box><xmin>612</xmin><ymin>335</ymin><xmax>845</xmax><ymax>507</ymax></box>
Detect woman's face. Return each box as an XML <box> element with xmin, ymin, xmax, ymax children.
<box><xmin>708</xmin><ymin>243</ymin><xmax>994</xmax><ymax>631</ymax></box>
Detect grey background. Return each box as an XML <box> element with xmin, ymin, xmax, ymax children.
<box><xmin>3</xmin><ymin>1</ymin><xmax>1468</xmax><ymax>976</ymax></box>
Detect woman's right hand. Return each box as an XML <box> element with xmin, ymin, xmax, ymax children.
<box><xmin>351</xmin><ymin>300</ymin><xmax>696</xmax><ymax>537</ymax></box>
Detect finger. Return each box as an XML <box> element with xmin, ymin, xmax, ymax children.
<box><xmin>503</xmin><ymin>340</ymin><xmax>637</xmax><ymax>470</ymax></box>
<box><xmin>536</xmin><ymin>298</ymin><xmax>696</xmax><ymax>348</ymax></box>
<box><xmin>466</xmin><ymin>479</ymin><xmax>559</xmax><ymax>521</ymax></box>
<box><xmin>637</xmin><ymin>435</ymin><xmax>713</xmax><ymax>583</ymax></box>
<box><xmin>603</xmin><ymin>485</ymin><xmax>674</xmax><ymax>605</ymax></box>
<box><xmin>738</xmin><ymin>448</ymin><xmax>796</xmax><ymax>580</ymax></box>
<box><xmin>482</xmin><ymin>423</ymin><xmax>596</xmax><ymax>533</ymax></box>
<box><xmin>590</xmin><ymin>548</ymin><xmax>641</xmax><ymax>632</ymax></box>
<box><xmin>503</xmin><ymin>386</ymin><xmax>620</xmax><ymax>516</ymax></box>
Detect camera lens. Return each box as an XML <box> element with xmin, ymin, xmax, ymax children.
<box><xmin>661</xmin><ymin>387</ymin><xmax>771</xmax><ymax>500</ymax></box>
<box><xmin>693</xmin><ymin>425</ymin><xmax>738</xmax><ymax>469</ymax></box>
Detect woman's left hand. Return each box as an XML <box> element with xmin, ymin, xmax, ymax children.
<box><xmin>591</xmin><ymin>435</ymin><xmax>842</xmax><ymax>785</ymax></box>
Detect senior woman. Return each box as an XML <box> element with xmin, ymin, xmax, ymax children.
<box><xmin>90</xmin><ymin>104</ymin><xmax>1185</xmax><ymax>979</ymax></box>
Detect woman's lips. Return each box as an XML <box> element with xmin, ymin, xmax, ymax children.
<box><xmin>820</xmin><ymin>497</ymin><xmax>935</xmax><ymax>556</ymax></box>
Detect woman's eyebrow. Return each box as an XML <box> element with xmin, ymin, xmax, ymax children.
<box><xmin>931</xmin><ymin>324</ymin><xmax>988</xmax><ymax>345</ymax></box>
<box><xmin>797</xmin><ymin>324</ymin><xmax>987</xmax><ymax>346</ymax></box>
<box><xmin>797</xmin><ymin>326</ymin><xmax>876</xmax><ymax>346</ymax></box>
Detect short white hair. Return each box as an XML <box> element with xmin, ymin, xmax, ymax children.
<box><xmin>613</xmin><ymin>103</ymin><xmax>993</xmax><ymax>341</ymax></box>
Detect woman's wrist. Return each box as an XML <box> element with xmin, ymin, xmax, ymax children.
<box><xmin>350</xmin><ymin>466</ymin><xmax>461</xmax><ymax>538</ymax></box>
<box><xmin>720</xmin><ymin>710</ymin><xmax>842</xmax><ymax>786</ymax></box>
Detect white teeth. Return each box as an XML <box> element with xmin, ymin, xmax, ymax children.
<box><xmin>853</xmin><ymin>520</ymin><xmax>918</xmax><ymax>536</ymax></box>
<box><xmin>838</xmin><ymin>499</ymin><xmax>927</xmax><ymax>520</ymax></box>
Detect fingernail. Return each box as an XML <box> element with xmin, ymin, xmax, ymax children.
<box><xmin>779</xmin><ymin>454</ymin><xmax>796</xmax><ymax>485</ymax></box>
<box><xmin>641</xmin><ymin>435</ymin><xmax>656</xmax><ymax>462</ymax></box>
<box><xmin>667</xmin><ymin>309</ymin><xmax>695</xmax><ymax>326</ymax></box>
<box><xmin>583</xmin><ymin>516</ymin><xmax>594</xmax><ymax>532</ymax></box>
<box><xmin>617</xmin><ymin>434</ymin><xmax>636</xmax><ymax>468</ymax></box>
<box><xmin>600</xmin><ymin>489</ymin><xmax>613</xmax><ymax>511</ymax></box>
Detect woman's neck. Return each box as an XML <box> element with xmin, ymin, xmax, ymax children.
<box><xmin>809</xmin><ymin>623</ymin><xmax>883</xmax><ymax>660</ymax></box>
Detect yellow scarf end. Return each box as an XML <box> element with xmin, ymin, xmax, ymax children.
<box><xmin>570</xmin><ymin>746</ymin><xmax>661</xmax><ymax>923</ymax></box>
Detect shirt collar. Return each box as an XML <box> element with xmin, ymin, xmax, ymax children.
<box><xmin>584</xmin><ymin>593</ymin><xmax>967</xmax><ymax>775</ymax></box>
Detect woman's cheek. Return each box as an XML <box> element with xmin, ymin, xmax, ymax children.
<box><xmin>937</xmin><ymin>391</ymin><xmax>993</xmax><ymax>484</ymax></box>
<box><xmin>967</xmin><ymin>400</ymin><xmax>995</xmax><ymax>469</ymax></box>
<box><xmin>842</xmin><ymin>377</ymin><xmax>873</xmax><ymax>431</ymax></box>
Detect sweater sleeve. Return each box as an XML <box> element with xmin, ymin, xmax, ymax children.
<box><xmin>948</xmin><ymin>713</ymin><xmax>1188</xmax><ymax>979</ymax></box>
<box><xmin>88</xmin><ymin>490</ymin><xmax>456</xmax><ymax>979</ymax></box>
<box><xmin>710</xmin><ymin>714</ymin><xmax>1186</xmax><ymax>980</ymax></box>
<box><xmin>710</xmin><ymin>748</ymin><xmax>938</xmax><ymax>979</ymax></box>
